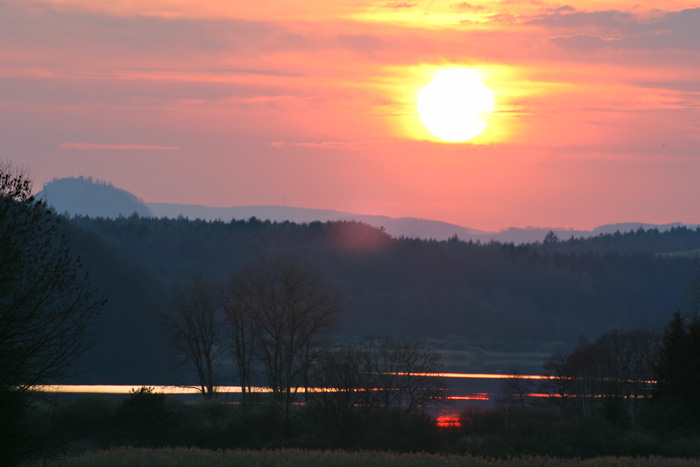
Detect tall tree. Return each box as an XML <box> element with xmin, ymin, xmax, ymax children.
<box><xmin>654</xmin><ymin>312</ymin><xmax>688</xmax><ymax>403</ymax></box>
<box><xmin>158</xmin><ymin>279</ymin><xmax>227</xmax><ymax>399</ymax></box>
<box><xmin>542</xmin><ymin>352</ymin><xmax>575</xmax><ymax>411</ymax></box>
<box><xmin>495</xmin><ymin>369</ymin><xmax>532</xmax><ymax>431</ymax></box>
<box><xmin>219</xmin><ymin>278</ymin><xmax>257</xmax><ymax>404</ymax></box>
<box><xmin>232</xmin><ymin>258</ymin><xmax>344</xmax><ymax>431</ymax></box>
<box><xmin>653</xmin><ymin>311</ymin><xmax>700</xmax><ymax>427</ymax></box>
<box><xmin>0</xmin><ymin>161</ymin><xmax>104</xmax><ymax>465</ymax></box>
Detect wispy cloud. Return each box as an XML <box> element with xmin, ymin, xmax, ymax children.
<box><xmin>383</xmin><ymin>2</ymin><xmax>417</xmax><ymax>9</ymax></box>
<box><xmin>452</xmin><ymin>2</ymin><xmax>485</xmax><ymax>11</ymax></box>
<box><xmin>59</xmin><ymin>142</ymin><xmax>180</xmax><ymax>150</ymax></box>
<box><xmin>269</xmin><ymin>141</ymin><xmax>372</xmax><ymax>150</ymax></box>
<box><xmin>116</xmin><ymin>67</ymin><xmax>302</xmax><ymax>77</ymax></box>
<box><xmin>537</xmin><ymin>7</ymin><xmax>700</xmax><ymax>53</ymax></box>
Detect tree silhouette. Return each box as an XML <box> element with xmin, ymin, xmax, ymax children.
<box><xmin>542</xmin><ymin>329</ymin><xmax>655</xmax><ymax>424</ymax></box>
<box><xmin>370</xmin><ymin>336</ymin><xmax>448</xmax><ymax>412</ymax></box>
<box><xmin>653</xmin><ymin>311</ymin><xmax>700</xmax><ymax>427</ymax></box>
<box><xmin>157</xmin><ymin>279</ymin><xmax>227</xmax><ymax>399</ymax></box>
<box><xmin>496</xmin><ymin>369</ymin><xmax>532</xmax><ymax>431</ymax></box>
<box><xmin>0</xmin><ymin>161</ymin><xmax>104</xmax><ymax>465</ymax></box>
<box><xmin>309</xmin><ymin>336</ymin><xmax>448</xmax><ymax>448</ymax></box>
<box><xmin>230</xmin><ymin>258</ymin><xmax>344</xmax><ymax>433</ymax></box>
<box><xmin>310</xmin><ymin>343</ymin><xmax>377</xmax><ymax>447</ymax></box>
<box><xmin>219</xmin><ymin>276</ymin><xmax>257</xmax><ymax>404</ymax></box>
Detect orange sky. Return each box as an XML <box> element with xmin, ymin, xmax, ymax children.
<box><xmin>2</xmin><ymin>0</ymin><xmax>699</xmax><ymax>230</ymax></box>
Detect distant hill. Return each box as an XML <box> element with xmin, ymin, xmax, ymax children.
<box><xmin>146</xmin><ymin>202</ymin><xmax>485</xmax><ymax>241</ymax></box>
<box><xmin>37</xmin><ymin>176</ymin><xmax>152</xmax><ymax>218</ymax></box>
<box><xmin>37</xmin><ymin>176</ymin><xmax>699</xmax><ymax>242</ymax></box>
<box><xmin>147</xmin><ymin>203</ymin><xmax>700</xmax><ymax>243</ymax></box>
<box><xmin>592</xmin><ymin>222</ymin><xmax>691</xmax><ymax>234</ymax></box>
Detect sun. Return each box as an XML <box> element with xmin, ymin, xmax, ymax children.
<box><xmin>417</xmin><ymin>69</ymin><xmax>494</xmax><ymax>143</ymax></box>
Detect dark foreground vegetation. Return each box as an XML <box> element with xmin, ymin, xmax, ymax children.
<box><xmin>18</xmin><ymin>312</ymin><xmax>700</xmax><ymax>462</ymax></box>
<box><xmin>19</xmin><ymin>349</ymin><xmax>700</xmax><ymax>464</ymax></box>
<box><xmin>13</xmin><ymin>308</ymin><xmax>700</xmax><ymax>464</ymax></box>
<box><xmin>28</xmin><ymin>446</ymin><xmax>700</xmax><ymax>467</ymax></box>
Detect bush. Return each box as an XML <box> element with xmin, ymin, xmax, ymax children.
<box><xmin>364</xmin><ymin>409</ymin><xmax>442</xmax><ymax>453</ymax></box>
<box><xmin>616</xmin><ymin>430</ymin><xmax>660</xmax><ymax>457</ymax></box>
<box><xmin>113</xmin><ymin>387</ymin><xmax>178</xmax><ymax>446</ymax></box>
<box><xmin>165</xmin><ymin>399</ymin><xmax>237</xmax><ymax>449</ymax></box>
<box><xmin>226</xmin><ymin>403</ymin><xmax>288</xmax><ymax>449</ymax></box>
<box><xmin>56</xmin><ymin>395</ymin><xmax>118</xmax><ymax>452</ymax></box>
<box><xmin>664</xmin><ymin>437</ymin><xmax>700</xmax><ymax>458</ymax></box>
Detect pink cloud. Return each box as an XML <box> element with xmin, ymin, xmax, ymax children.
<box><xmin>383</xmin><ymin>2</ymin><xmax>417</xmax><ymax>8</ymax></box>
<box><xmin>269</xmin><ymin>141</ymin><xmax>369</xmax><ymax>150</ymax></box>
<box><xmin>452</xmin><ymin>2</ymin><xmax>485</xmax><ymax>10</ymax></box>
<box><xmin>59</xmin><ymin>142</ymin><xmax>180</xmax><ymax>151</ymax></box>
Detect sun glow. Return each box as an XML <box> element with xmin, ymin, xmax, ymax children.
<box><xmin>417</xmin><ymin>69</ymin><xmax>494</xmax><ymax>143</ymax></box>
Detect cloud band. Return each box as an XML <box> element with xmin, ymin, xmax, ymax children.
<box><xmin>59</xmin><ymin>143</ymin><xmax>180</xmax><ymax>151</ymax></box>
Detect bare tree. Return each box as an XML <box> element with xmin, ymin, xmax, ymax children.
<box><xmin>0</xmin><ymin>161</ymin><xmax>104</xmax><ymax>465</ymax></box>
<box><xmin>310</xmin><ymin>336</ymin><xmax>448</xmax><ymax>445</ymax></box>
<box><xmin>369</xmin><ymin>336</ymin><xmax>402</xmax><ymax>409</ymax></box>
<box><xmin>542</xmin><ymin>352</ymin><xmax>575</xmax><ymax>411</ymax></box>
<box><xmin>231</xmin><ymin>258</ymin><xmax>344</xmax><ymax>429</ymax></box>
<box><xmin>157</xmin><ymin>279</ymin><xmax>227</xmax><ymax>399</ymax></box>
<box><xmin>595</xmin><ymin>329</ymin><xmax>656</xmax><ymax>425</ymax></box>
<box><xmin>310</xmin><ymin>343</ymin><xmax>376</xmax><ymax>446</ymax></box>
<box><xmin>396</xmin><ymin>338</ymin><xmax>448</xmax><ymax>412</ymax></box>
<box><xmin>371</xmin><ymin>336</ymin><xmax>447</xmax><ymax>412</ymax></box>
<box><xmin>542</xmin><ymin>329</ymin><xmax>656</xmax><ymax>424</ymax></box>
<box><xmin>219</xmin><ymin>279</ymin><xmax>256</xmax><ymax>404</ymax></box>
<box><xmin>495</xmin><ymin>369</ymin><xmax>532</xmax><ymax>431</ymax></box>
<box><xmin>0</xmin><ymin>162</ymin><xmax>103</xmax><ymax>392</ymax></box>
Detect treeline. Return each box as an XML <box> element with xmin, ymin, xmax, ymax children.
<box><xmin>541</xmin><ymin>226</ymin><xmax>700</xmax><ymax>255</ymax></box>
<box><xmin>541</xmin><ymin>329</ymin><xmax>656</xmax><ymax>425</ymax></box>
<box><xmin>458</xmin><ymin>313</ymin><xmax>700</xmax><ymax>458</ymax></box>
<box><xmin>64</xmin><ymin>215</ymin><xmax>700</xmax><ymax>382</ymax></box>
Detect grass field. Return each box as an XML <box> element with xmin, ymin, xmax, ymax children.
<box><xmin>29</xmin><ymin>447</ymin><xmax>700</xmax><ymax>467</ymax></box>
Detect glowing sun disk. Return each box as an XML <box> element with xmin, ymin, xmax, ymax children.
<box><xmin>417</xmin><ymin>69</ymin><xmax>494</xmax><ymax>142</ymax></box>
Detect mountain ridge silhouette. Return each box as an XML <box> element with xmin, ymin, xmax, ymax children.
<box><xmin>38</xmin><ymin>176</ymin><xmax>698</xmax><ymax>243</ymax></box>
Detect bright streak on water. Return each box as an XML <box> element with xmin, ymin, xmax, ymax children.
<box><xmin>411</xmin><ymin>372</ymin><xmax>549</xmax><ymax>380</ymax></box>
<box><xmin>37</xmin><ymin>385</ymin><xmax>252</xmax><ymax>394</ymax></box>
<box><xmin>36</xmin><ymin>385</ymin><xmax>365</xmax><ymax>395</ymax></box>
<box><xmin>36</xmin><ymin>373</ymin><xmax>549</xmax><ymax>395</ymax></box>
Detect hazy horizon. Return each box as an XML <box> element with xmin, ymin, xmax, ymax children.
<box><xmin>37</xmin><ymin>174</ymin><xmax>699</xmax><ymax>234</ymax></box>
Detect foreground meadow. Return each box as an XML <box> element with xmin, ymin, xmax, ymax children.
<box><xmin>30</xmin><ymin>447</ymin><xmax>700</xmax><ymax>467</ymax></box>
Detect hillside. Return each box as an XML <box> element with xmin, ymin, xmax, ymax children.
<box><xmin>37</xmin><ymin>176</ymin><xmax>151</xmax><ymax>218</ymax></box>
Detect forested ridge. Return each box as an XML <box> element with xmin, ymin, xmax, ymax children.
<box><xmin>64</xmin><ymin>214</ymin><xmax>700</xmax><ymax>383</ymax></box>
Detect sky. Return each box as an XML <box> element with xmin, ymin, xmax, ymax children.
<box><xmin>1</xmin><ymin>0</ymin><xmax>699</xmax><ymax>231</ymax></box>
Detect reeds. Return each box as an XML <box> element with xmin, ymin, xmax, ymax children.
<box><xmin>29</xmin><ymin>447</ymin><xmax>700</xmax><ymax>467</ymax></box>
